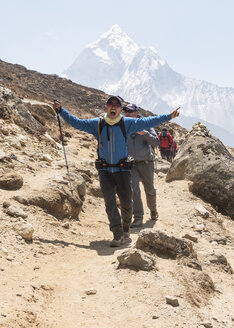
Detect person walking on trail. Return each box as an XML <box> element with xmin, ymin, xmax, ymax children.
<box><xmin>159</xmin><ymin>127</ymin><xmax>173</xmax><ymax>162</ymax></box>
<box><xmin>168</xmin><ymin>128</ymin><xmax>178</xmax><ymax>161</ymax></box>
<box><xmin>123</xmin><ymin>104</ymin><xmax>160</xmax><ymax>228</ymax></box>
<box><xmin>53</xmin><ymin>97</ymin><xmax>180</xmax><ymax>247</ymax></box>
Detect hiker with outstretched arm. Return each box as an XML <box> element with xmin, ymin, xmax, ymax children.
<box><xmin>53</xmin><ymin>96</ymin><xmax>179</xmax><ymax>247</ymax></box>
<box><xmin>123</xmin><ymin>103</ymin><xmax>160</xmax><ymax>228</ymax></box>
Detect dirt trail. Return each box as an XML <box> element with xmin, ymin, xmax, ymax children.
<box><xmin>0</xmin><ymin>131</ymin><xmax>234</xmax><ymax>328</ymax></box>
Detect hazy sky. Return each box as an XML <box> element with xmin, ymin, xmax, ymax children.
<box><xmin>1</xmin><ymin>0</ymin><xmax>234</xmax><ymax>88</ymax></box>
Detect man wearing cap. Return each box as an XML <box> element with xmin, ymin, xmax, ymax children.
<box><xmin>124</xmin><ymin>104</ymin><xmax>159</xmax><ymax>228</ymax></box>
<box><xmin>53</xmin><ymin>97</ymin><xmax>179</xmax><ymax>247</ymax></box>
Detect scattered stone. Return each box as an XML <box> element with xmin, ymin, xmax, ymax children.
<box><xmin>166</xmin><ymin>296</ymin><xmax>179</xmax><ymax>307</ymax></box>
<box><xmin>0</xmin><ymin>150</ymin><xmax>6</xmax><ymax>160</ymax></box>
<box><xmin>5</xmin><ymin>204</ymin><xmax>28</xmax><ymax>218</ymax></box>
<box><xmin>209</xmin><ymin>237</ymin><xmax>227</xmax><ymax>245</ymax></box>
<box><xmin>0</xmin><ymin>172</ymin><xmax>23</xmax><ymax>190</ymax></box>
<box><xmin>182</xmin><ymin>234</ymin><xmax>198</xmax><ymax>243</ymax></box>
<box><xmin>194</xmin><ymin>203</ymin><xmax>210</xmax><ymax>218</ymax></box>
<box><xmin>2</xmin><ymin>201</ymin><xmax>10</xmax><ymax>208</ymax></box>
<box><xmin>207</xmin><ymin>254</ymin><xmax>233</xmax><ymax>274</ymax></box>
<box><xmin>62</xmin><ymin>222</ymin><xmax>70</xmax><ymax>229</ymax></box>
<box><xmin>200</xmin><ymin>322</ymin><xmax>213</xmax><ymax>328</ymax></box>
<box><xmin>42</xmin><ymin>154</ymin><xmax>53</xmax><ymax>163</ymax></box>
<box><xmin>6</xmin><ymin>256</ymin><xmax>14</xmax><ymax>261</ymax></box>
<box><xmin>152</xmin><ymin>315</ymin><xmax>159</xmax><ymax>319</ymax></box>
<box><xmin>194</xmin><ymin>224</ymin><xmax>205</xmax><ymax>232</ymax></box>
<box><xmin>136</xmin><ymin>229</ymin><xmax>194</xmax><ymax>259</ymax></box>
<box><xmin>117</xmin><ymin>248</ymin><xmax>155</xmax><ymax>271</ymax></box>
<box><xmin>13</xmin><ymin>222</ymin><xmax>34</xmax><ymax>240</ymax></box>
<box><xmin>85</xmin><ymin>289</ymin><xmax>97</xmax><ymax>295</ymax></box>
<box><xmin>0</xmin><ymin>246</ymin><xmax>8</xmax><ymax>255</ymax></box>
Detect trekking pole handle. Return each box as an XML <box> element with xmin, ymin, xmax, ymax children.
<box><xmin>53</xmin><ymin>99</ymin><xmax>62</xmax><ymax>114</ymax></box>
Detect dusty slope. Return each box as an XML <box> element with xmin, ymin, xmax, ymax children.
<box><xmin>0</xmin><ymin>108</ymin><xmax>234</xmax><ymax>328</ymax></box>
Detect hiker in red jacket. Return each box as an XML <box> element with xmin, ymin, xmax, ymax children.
<box><xmin>159</xmin><ymin>127</ymin><xmax>173</xmax><ymax>162</ymax></box>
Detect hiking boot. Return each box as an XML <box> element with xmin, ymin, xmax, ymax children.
<box><xmin>131</xmin><ymin>218</ymin><xmax>143</xmax><ymax>228</ymax></box>
<box><xmin>110</xmin><ymin>233</ymin><xmax>124</xmax><ymax>247</ymax></box>
<box><xmin>151</xmin><ymin>209</ymin><xmax>159</xmax><ymax>221</ymax></box>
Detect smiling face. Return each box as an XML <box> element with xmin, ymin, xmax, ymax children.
<box><xmin>106</xmin><ymin>100</ymin><xmax>122</xmax><ymax>119</ymax></box>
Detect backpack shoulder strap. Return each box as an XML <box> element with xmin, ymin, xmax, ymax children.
<box><xmin>118</xmin><ymin>117</ymin><xmax>127</xmax><ymax>141</ymax></box>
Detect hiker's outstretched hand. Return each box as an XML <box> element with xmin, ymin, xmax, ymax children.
<box><xmin>170</xmin><ymin>107</ymin><xmax>180</xmax><ymax>119</ymax></box>
<box><xmin>53</xmin><ymin>100</ymin><xmax>62</xmax><ymax>113</ymax></box>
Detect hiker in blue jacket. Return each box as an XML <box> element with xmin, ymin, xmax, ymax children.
<box><xmin>53</xmin><ymin>96</ymin><xmax>179</xmax><ymax>247</ymax></box>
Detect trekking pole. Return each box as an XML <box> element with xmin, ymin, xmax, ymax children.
<box><xmin>54</xmin><ymin>100</ymin><xmax>73</xmax><ymax>196</ymax></box>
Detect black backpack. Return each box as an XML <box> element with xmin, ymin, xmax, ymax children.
<box><xmin>98</xmin><ymin>117</ymin><xmax>127</xmax><ymax>149</ymax></box>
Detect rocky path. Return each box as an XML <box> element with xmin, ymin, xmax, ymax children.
<box><xmin>0</xmin><ymin>118</ymin><xmax>234</xmax><ymax>328</ymax></box>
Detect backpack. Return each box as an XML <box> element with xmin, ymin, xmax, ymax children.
<box><xmin>159</xmin><ymin>133</ymin><xmax>171</xmax><ymax>149</ymax></box>
<box><xmin>98</xmin><ymin>117</ymin><xmax>127</xmax><ymax>149</ymax></box>
<box><xmin>95</xmin><ymin>117</ymin><xmax>133</xmax><ymax>170</ymax></box>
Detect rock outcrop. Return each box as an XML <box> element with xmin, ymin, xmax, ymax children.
<box><xmin>166</xmin><ymin>123</ymin><xmax>234</xmax><ymax>219</ymax></box>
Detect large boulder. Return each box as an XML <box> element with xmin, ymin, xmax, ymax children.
<box><xmin>166</xmin><ymin>123</ymin><xmax>234</xmax><ymax>219</ymax></box>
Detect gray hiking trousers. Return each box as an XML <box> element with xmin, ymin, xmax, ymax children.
<box><xmin>99</xmin><ymin>170</ymin><xmax>132</xmax><ymax>235</ymax></box>
<box><xmin>131</xmin><ymin>161</ymin><xmax>156</xmax><ymax>220</ymax></box>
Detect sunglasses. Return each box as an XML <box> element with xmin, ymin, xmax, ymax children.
<box><xmin>107</xmin><ymin>103</ymin><xmax>121</xmax><ymax>108</ymax></box>
<box><xmin>124</xmin><ymin>109</ymin><xmax>137</xmax><ymax>113</ymax></box>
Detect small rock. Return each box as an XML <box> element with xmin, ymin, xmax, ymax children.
<box><xmin>62</xmin><ymin>222</ymin><xmax>70</xmax><ymax>229</ymax></box>
<box><xmin>13</xmin><ymin>222</ymin><xmax>34</xmax><ymax>240</ymax></box>
<box><xmin>200</xmin><ymin>322</ymin><xmax>213</xmax><ymax>328</ymax></box>
<box><xmin>166</xmin><ymin>296</ymin><xmax>179</xmax><ymax>307</ymax></box>
<box><xmin>0</xmin><ymin>151</ymin><xmax>6</xmax><ymax>160</ymax></box>
<box><xmin>42</xmin><ymin>154</ymin><xmax>53</xmax><ymax>163</ymax></box>
<box><xmin>194</xmin><ymin>224</ymin><xmax>205</xmax><ymax>232</ymax></box>
<box><xmin>5</xmin><ymin>204</ymin><xmax>28</xmax><ymax>218</ymax></box>
<box><xmin>182</xmin><ymin>234</ymin><xmax>198</xmax><ymax>243</ymax></box>
<box><xmin>117</xmin><ymin>248</ymin><xmax>155</xmax><ymax>271</ymax></box>
<box><xmin>85</xmin><ymin>289</ymin><xmax>97</xmax><ymax>295</ymax></box>
<box><xmin>1</xmin><ymin>246</ymin><xmax>8</xmax><ymax>255</ymax></box>
<box><xmin>0</xmin><ymin>172</ymin><xmax>23</xmax><ymax>190</ymax></box>
<box><xmin>6</xmin><ymin>256</ymin><xmax>14</xmax><ymax>261</ymax></box>
<box><xmin>152</xmin><ymin>315</ymin><xmax>159</xmax><ymax>319</ymax></box>
<box><xmin>195</xmin><ymin>204</ymin><xmax>210</xmax><ymax>218</ymax></box>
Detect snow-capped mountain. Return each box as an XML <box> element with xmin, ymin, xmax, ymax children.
<box><xmin>63</xmin><ymin>25</ymin><xmax>234</xmax><ymax>145</ymax></box>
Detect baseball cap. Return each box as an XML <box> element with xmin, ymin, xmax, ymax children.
<box><xmin>123</xmin><ymin>103</ymin><xmax>139</xmax><ymax>112</ymax></box>
<box><xmin>106</xmin><ymin>96</ymin><xmax>123</xmax><ymax>107</ymax></box>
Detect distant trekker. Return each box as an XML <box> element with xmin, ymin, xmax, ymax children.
<box><xmin>159</xmin><ymin>127</ymin><xmax>173</xmax><ymax>162</ymax></box>
<box><xmin>53</xmin><ymin>97</ymin><xmax>180</xmax><ymax>247</ymax></box>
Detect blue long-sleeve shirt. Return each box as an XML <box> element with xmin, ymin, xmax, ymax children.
<box><xmin>60</xmin><ymin>108</ymin><xmax>171</xmax><ymax>172</ymax></box>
